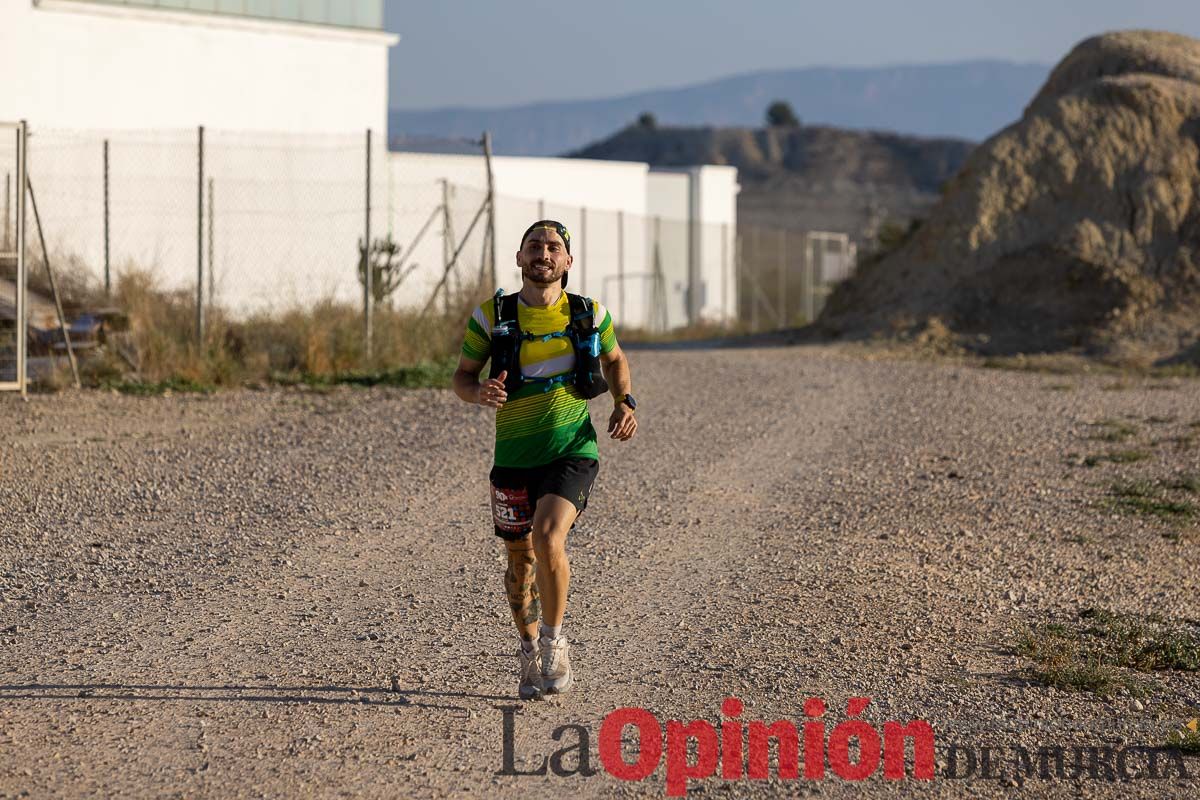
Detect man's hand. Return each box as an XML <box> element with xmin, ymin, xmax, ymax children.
<box><xmin>608</xmin><ymin>401</ymin><xmax>636</xmax><ymax>441</ymax></box>
<box><xmin>478</xmin><ymin>370</ymin><xmax>508</xmax><ymax>409</ymax></box>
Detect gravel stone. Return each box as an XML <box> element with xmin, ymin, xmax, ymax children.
<box><xmin>0</xmin><ymin>345</ymin><xmax>1196</xmax><ymax>798</ymax></box>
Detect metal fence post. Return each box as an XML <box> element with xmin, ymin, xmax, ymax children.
<box><xmin>579</xmin><ymin>206</ymin><xmax>587</xmax><ymax>295</ymax></box>
<box><xmin>778</xmin><ymin>228</ymin><xmax>787</xmax><ymax>328</ymax></box>
<box><xmin>738</xmin><ymin>230</ymin><xmax>751</xmax><ymax>330</ymax></box>
<box><xmin>2</xmin><ymin>172</ymin><xmax>9</xmax><ymax>254</ymax></box>
<box><xmin>482</xmin><ymin>131</ymin><xmax>497</xmax><ymax>288</ymax></box>
<box><xmin>653</xmin><ymin>215</ymin><xmax>664</xmax><ymax>331</ymax></box>
<box><xmin>27</xmin><ymin>175</ymin><xmax>81</xmax><ymax>387</ymax></box>
<box><xmin>196</xmin><ymin>125</ymin><xmax>204</xmax><ymax>346</ymax></box>
<box><xmin>103</xmin><ymin>139</ymin><xmax>110</xmax><ymax>297</ymax></box>
<box><xmin>364</xmin><ymin>127</ymin><xmax>373</xmax><ymax>360</ymax></box>
<box><xmin>441</xmin><ymin>178</ymin><xmax>453</xmax><ymax>315</ymax></box>
<box><xmin>805</xmin><ymin>234</ymin><xmax>816</xmax><ymax>323</ymax></box>
<box><xmin>207</xmin><ymin>177</ymin><xmax>215</xmax><ymax>308</ymax></box>
<box><xmin>748</xmin><ymin>226</ymin><xmax>758</xmax><ymax>331</ymax></box>
<box><xmin>721</xmin><ymin>222</ymin><xmax>728</xmax><ymax>326</ymax></box>
<box><xmin>617</xmin><ymin>210</ymin><xmax>625</xmax><ymax>322</ymax></box>
<box><xmin>687</xmin><ymin>182</ymin><xmax>698</xmax><ymax>326</ymax></box>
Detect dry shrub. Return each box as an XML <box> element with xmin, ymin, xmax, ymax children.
<box><xmin>113</xmin><ymin>268</ymin><xmax>206</xmax><ymax>382</ymax></box>
<box><xmin>11</xmin><ymin>249</ymin><xmax>108</xmax><ymax>314</ymax></box>
<box><xmin>104</xmin><ymin>266</ymin><xmax>483</xmax><ymax>388</ymax></box>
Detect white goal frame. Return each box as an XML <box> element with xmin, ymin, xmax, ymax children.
<box><xmin>0</xmin><ymin>121</ymin><xmax>27</xmax><ymax>396</ymax></box>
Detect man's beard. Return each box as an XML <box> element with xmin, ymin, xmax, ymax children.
<box><xmin>523</xmin><ymin>261</ymin><xmax>565</xmax><ymax>286</ymax></box>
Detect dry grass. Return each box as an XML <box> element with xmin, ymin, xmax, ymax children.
<box><xmin>24</xmin><ymin>264</ymin><xmax>481</xmax><ymax>393</ymax></box>
<box><xmin>1016</xmin><ymin>609</ymin><xmax>1200</xmax><ymax>696</ymax></box>
<box><xmin>1086</xmin><ymin>419</ymin><xmax>1139</xmax><ymax>442</ymax></box>
<box><xmin>1168</xmin><ymin>722</ymin><xmax>1200</xmax><ymax>754</ymax></box>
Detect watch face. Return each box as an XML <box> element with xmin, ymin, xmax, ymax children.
<box><xmin>624</xmin><ymin>394</ymin><xmax>637</xmax><ymax>410</ymax></box>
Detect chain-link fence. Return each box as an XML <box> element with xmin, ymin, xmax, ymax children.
<box><xmin>2</xmin><ymin>125</ymin><xmax>862</xmax><ymax>387</ymax></box>
<box><xmin>482</xmin><ymin>203</ymin><xmax>729</xmax><ymax>335</ymax></box>
<box><xmin>3</xmin><ymin>126</ymin><xmax>495</xmax><ymax>380</ymax></box>
<box><xmin>736</xmin><ymin>224</ymin><xmax>858</xmax><ymax>330</ymax></box>
<box><xmin>22</xmin><ymin>128</ymin><xmax>491</xmax><ymax>315</ymax></box>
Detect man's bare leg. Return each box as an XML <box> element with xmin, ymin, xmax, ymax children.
<box><xmin>529</xmin><ymin>494</ymin><xmax>578</xmax><ymax>629</ymax></box>
<box><xmin>530</xmin><ymin>494</ymin><xmax>579</xmax><ymax>694</ymax></box>
<box><xmin>502</xmin><ymin>537</ymin><xmax>540</xmax><ymax>645</ymax></box>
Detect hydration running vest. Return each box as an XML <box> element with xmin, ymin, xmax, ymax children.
<box><xmin>487</xmin><ymin>290</ymin><xmax>609</xmax><ymax>400</ymax></box>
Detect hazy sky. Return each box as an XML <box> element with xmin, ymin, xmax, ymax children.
<box><xmin>385</xmin><ymin>0</ymin><xmax>1200</xmax><ymax>109</ymax></box>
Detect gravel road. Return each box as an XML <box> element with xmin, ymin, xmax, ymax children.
<box><xmin>1</xmin><ymin>344</ymin><xmax>1197</xmax><ymax>798</ymax></box>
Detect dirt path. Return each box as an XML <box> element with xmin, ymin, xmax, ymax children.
<box><xmin>1</xmin><ymin>345</ymin><xmax>1197</xmax><ymax>798</ymax></box>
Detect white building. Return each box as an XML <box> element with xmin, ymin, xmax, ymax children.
<box><xmin>0</xmin><ymin>0</ymin><xmax>739</xmax><ymax>330</ymax></box>
<box><xmin>0</xmin><ymin>0</ymin><xmax>395</xmax><ymax>133</ymax></box>
<box><xmin>647</xmin><ymin>167</ymin><xmax>739</xmax><ymax>327</ymax></box>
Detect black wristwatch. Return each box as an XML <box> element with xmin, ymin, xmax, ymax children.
<box><xmin>619</xmin><ymin>393</ymin><xmax>637</xmax><ymax>411</ymax></box>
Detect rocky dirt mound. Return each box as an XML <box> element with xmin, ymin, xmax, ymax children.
<box><xmin>820</xmin><ymin>31</ymin><xmax>1200</xmax><ymax>364</ymax></box>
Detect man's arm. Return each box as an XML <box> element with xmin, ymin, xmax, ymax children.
<box><xmin>599</xmin><ymin>344</ymin><xmax>631</xmax><ymax>403</ymax></box>
<box><xmin>452</xmin><ymin>355</ymin><xmax>507</xmax><ymax>409</ymax></box>
<box><xmin>600</xmin><ymin>345</ymin><xmax>636</xmax><ymax>441</ymax></box>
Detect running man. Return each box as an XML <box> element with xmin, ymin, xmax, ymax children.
<box><xmin>452</xmin><ymin>220</ymin><xmax>637</xmax><ymax>700</ymax></box>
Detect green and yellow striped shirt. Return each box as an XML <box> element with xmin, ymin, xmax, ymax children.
<box><xmin>461</xmin><ymin>292</ymin><xmax>617</xmax><ymax>468</ymax></box>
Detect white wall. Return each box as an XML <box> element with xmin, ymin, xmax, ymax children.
<box><xmin>694</xmin><ymin>166</ymin><xmax>739</xmax><ymax>322</ymax></box>
<box><xmin>0</xmin><ymin>4</ymin><xmax>746</xmax><ymax>331</ymax></box>
<box><xmin>24</xmin><ymin>129</ymin><xmax>390</xmax><ymax>313</ymax></box>
<box><xmin>0</xmin><ymin>0</ymin><xmax>395</xmax><ymax>318</ymax></box>
<box><xmin>490</xmin><ymin>157</ymin><xmax>650</xmax><ymax>327</ymax></box>
<box><xmin>388</xmin><ymin>152</ymin><xmax>652</xmax><ymax>326</ymax></box>
<box><xmin>646</xmin><ymin>171</ymin><xmax>690</xmax><ymax>328</ymax></box>
<box><xmin>647</xmin><ymin>171</ymin><xmax>689</xmax><ymax>221</ymax></box>
<box><xmin>14</xmin><ymin>138</ymin><xmax>735</xmax><ymax>330</ymax></box>
<box><xmin>646</xmin><ymin>166</ymin><xmax>739</xmax><ymax>326</ymax></box>
<box><xmin>0</xmin><ymin>0</ymin><xmax>395</xmax><ymax>133</ymax></box>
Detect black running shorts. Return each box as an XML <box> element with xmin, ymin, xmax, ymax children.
<box><xmin>488</xmin><ymin>457</ymin><xmax>599</xmax><ymax>540</ymax></box>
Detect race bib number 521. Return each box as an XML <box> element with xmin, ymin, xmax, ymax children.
<box><xmin>491</xmin><ymin>484</ymin><xmax>533</xmax><ymax>534</ymax></box>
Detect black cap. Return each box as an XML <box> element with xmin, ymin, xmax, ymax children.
<box><xmin>520</xmin><ymin>220</ymin><xmax>571</xmax><ymax>254</ymax></box>
<box><xmin>520</xmin><ymin>219</ymin><xmax>572</xmax><ymax>287</ymax></box>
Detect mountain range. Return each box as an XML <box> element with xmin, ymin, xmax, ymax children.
<box><xmin>388</xmin><ymin>61</ymin><xmax>1051</xmax><ymax>157</ymax></box>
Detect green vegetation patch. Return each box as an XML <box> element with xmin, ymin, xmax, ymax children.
<box><xmin>271</xmin><ymin>359</ymin><xmax>456</xmax><ymax>390</ymax></box>
<box><xmin>981</xmin><ymin>355</ymin><xmax>1081</xmax><ymax>375</ymax></box>
<box><xmin>1086</xmin><ymin>419</ymin><xmax>1139</xmax><ymax>442</ymax></box>
<box><xmin>1075</xmin><ymin>609</ymin><xmax>1200</xmax><ymax>671</ymax></box>
<box><xmin>1167</xmin><ymin>474</ymin><xmax>1200</xmax><ymax>494</ymax></box>
<box><xmin>1084</xmin><ymin>450</ymin><xmax>1151</xmax><ymax>467</ymax></box>
<box><xmin>101</xmin><ymin>359</ymin><xmax>456</xmax><ymax>395</ymax></box>
<box><xmin>1167</xmin><ymin>723</ymin><xmax>1200</xmax><ymax>754</ymax></box>
<box><xmin>1148</xmin><ymin>363</ymin><xmax>1200</xmax><ymax>379</ymax></box>
<box><xmin>1016</xmin><ymin>609</ymin><xmax>1200</xmax><ymax>696</ymax></box>
<box><xmin>1108</xmin><ymin>480</ymin><xmax>1197</xmax><ymax>521</ymax></box>
<box><xmin>103</xmin><ymin>376</ymin><xmax>216</xmax><ymax>396</ymax></box>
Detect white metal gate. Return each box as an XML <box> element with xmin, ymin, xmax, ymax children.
<box><xmin>0</xmin><ymin>121</ymin><xmax>28</xmax><ymax>396</ymax></box>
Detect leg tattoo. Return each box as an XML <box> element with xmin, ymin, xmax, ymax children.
<box><xmin>505</xmin><ymin>545</ymin><xmax>540</xmax><ymax>639</ymax></box>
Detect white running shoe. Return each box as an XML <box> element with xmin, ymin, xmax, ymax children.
<box><xmin>539</xmin><ymin>636</ymin><xmax>573</xmax><ymax>694</ymax></box>
<box><xmin>518</xmin><ymin>644</ymin><xmax>544</xmax><ymax>701</ymax></box>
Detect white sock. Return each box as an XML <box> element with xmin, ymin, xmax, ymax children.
<box><xmin>519</xmin><ymin>637</ymin><xmax>537</xmax><ymax>655</ymax></box>
<box><xmin>539</xmin><ymin>623</ymin><xmax>562</xmax><ymax>642</ymax></box>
